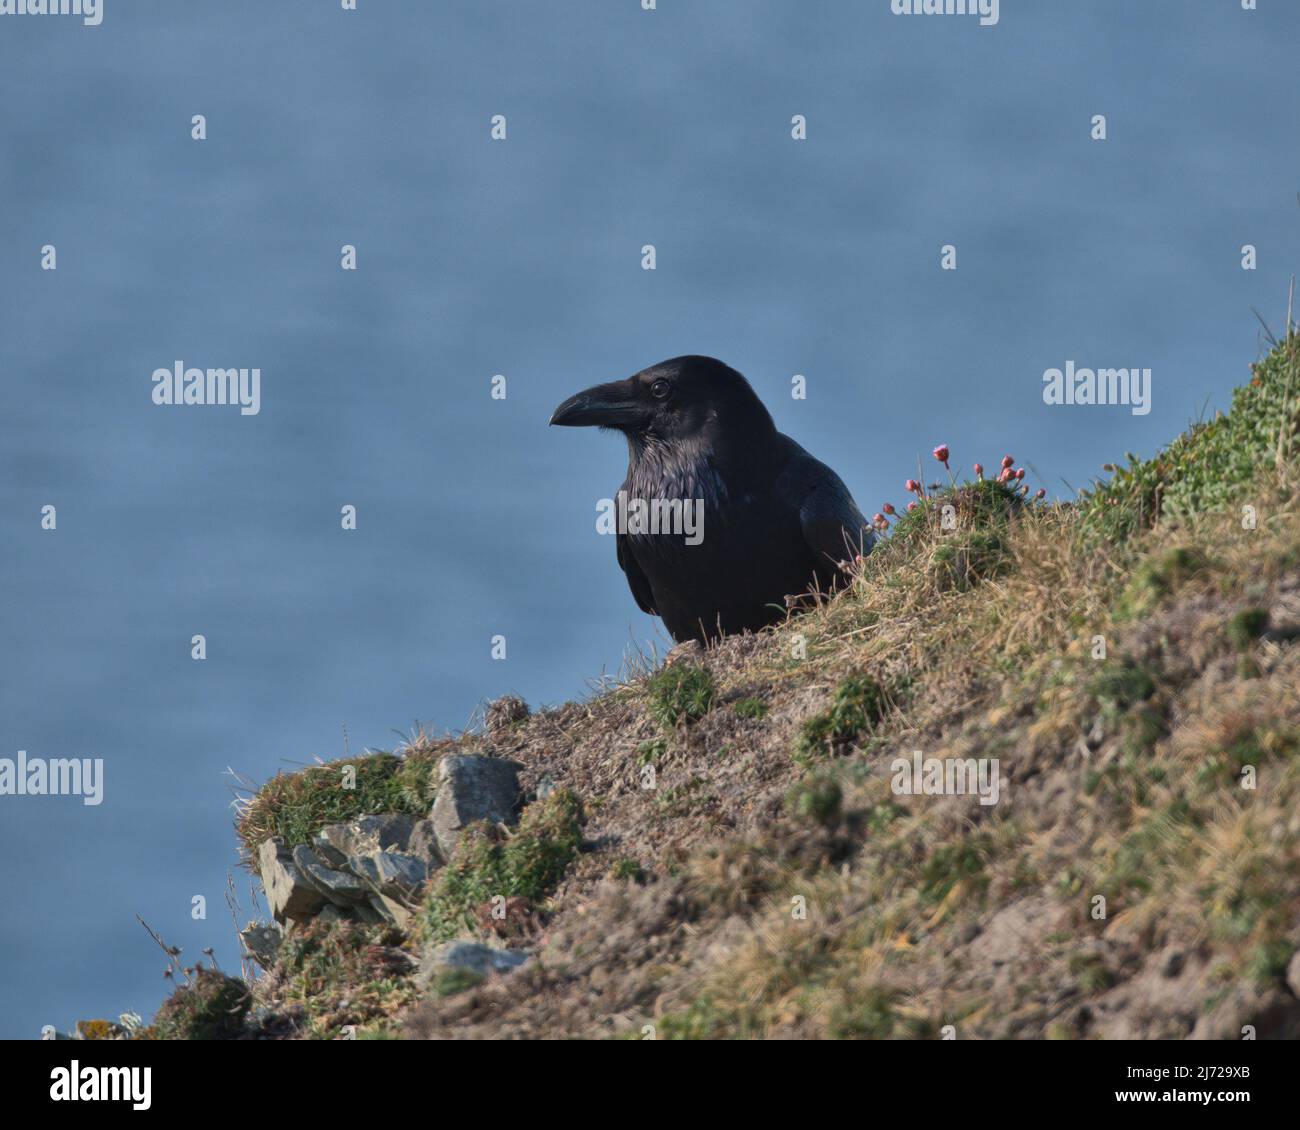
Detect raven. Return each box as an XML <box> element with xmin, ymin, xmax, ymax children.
<box><xmin>550</xmin><ymin>356</ymin><xmax>874</xmax><ymax>643</ymax></box>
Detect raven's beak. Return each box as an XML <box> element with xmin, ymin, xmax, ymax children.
<box><xmin>549</xmin><ymin>379</ymin><xmax>647</xmax><ymax>429</ymax></box>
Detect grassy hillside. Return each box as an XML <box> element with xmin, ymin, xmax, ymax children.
<box><xmin>113</xmin><ymin>332</ymin><xmax>1300</xmax><ymax>1040</ymax></box>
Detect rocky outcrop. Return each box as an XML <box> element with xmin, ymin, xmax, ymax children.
<box><xmin>258</xmin><ymin>816</ymin><xmax>436</xmax><ymax>928</ymax></box>
<box><xmin>256</xmin><ymin>754</ymin><xmax>525</xmax><ymax>930</ymax></box>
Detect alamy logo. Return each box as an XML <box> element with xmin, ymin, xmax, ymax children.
<box><xmin>891</xmin><ymin>750</ymin><xmax>1001</xmax><ymax>806</ymax></box>
<box><xmin>596</xmin><ymin>491</ymin><xmax>704</xmax><ymax>545</ymax></box>
<box><xmin>0</xmin><ymin>751</ymin><xmax>104</xmax><ymax>806</ymax></box>
<box><xmin>50</xmin><ymin>1062</ymin><xmax>150</xmax><ymax>1110</ymax></box>
<box><xmin>1043</xmin><ymin>361</ymin><xmax>1151</xmax><ymax>416</ymax></box>
<box><xmin>891</xmin><ymin>0</ymin><xmax>999</xmax><ymax>27</ymax></box>
<box><xmin>0</xmin><ymin>0</ymin><xmax>102</xmax><ymax>25</ymax></box>
<box><xmin>152</xmin><ymin>361</ymin><xmax>261</xmax><ymax>416</ymax></box>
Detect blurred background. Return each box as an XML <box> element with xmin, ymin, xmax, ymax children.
<box><xmin>1</xmin><ymin>0</ymin><xmax>1297</xmax><ymax>1038</ymax></box>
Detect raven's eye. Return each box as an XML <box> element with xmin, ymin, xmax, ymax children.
<box><xmin>650</xmin><ymin>380</ymin><xmax>671</xmax><ymax>399</ymax></box>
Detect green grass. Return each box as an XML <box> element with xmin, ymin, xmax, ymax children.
<box><xmin>795</xmin><ymin>674</ymin><xmax>899</xmax><ymax>763</ymax></box>
<box><xmin>1115</xmin><ymin>546</ymin><xmax>1209</xmax><ymax>619</ymax></box>
<box><xmin>422</xmin><ymin>789</ymin><xmax>585</xmax><ymax>942</ymax></box>
<box><xmin>732</xmin><ymin>696</ymin><xmax>769</xmax><ymax>721</ymax></box>
<box><xmin>1086</xmin><ymin>659</ymin><xmax>1157</xmax><ymax>712</ymax></box>
<box><xmin>1078</xmin><ymin>336</ymin><xmax>1300</xmax><ymax>545</ymax></box>
<box><xmin>645</xmin><ymin>663</ymin><xmax>717</xmax><ymax>729</ymax></box>
<box><xmin>1227</xmin><ymin>608</ymin><xmax>1269</xmax><ymax>652</ymax></box>
<box><xmin>236</xmin><ymin>748</ymin><xmax>441</xmax><ymax>860</ymax></box>
<box><xmin>785</xmin><ymin>773</ymin><xmax>843</xmax><ymax>826</ymax></box>
<box><xmin>143</xmin><ymin>969</ymin><xmax>250</xmax><ymax>1040</ymax></box>
<box><xmin>610</xmin><ymin>857</ymin><xmax>648</xmax><ymax>883</ymax></box>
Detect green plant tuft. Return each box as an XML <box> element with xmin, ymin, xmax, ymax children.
<box><xmin>645</xmin><ymin>663</ymin><xmax>717</xmax><ymax>729</ymax></box>
<box><xmin>795</xmin><ymin>674</ymin><xmax>898</xmax><ymax>762</ymax></box>
<box><xmin>422</xmin><ymin>789</ymin><xmax>585</xmax><ymax>942</ymax></box>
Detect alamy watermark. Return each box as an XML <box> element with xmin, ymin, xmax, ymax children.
<box><xmin>152</xmin><ymin>361</ymin><xmax>261</xmax><ymax>416</ymax></box>
<box><xmin>1043</xmin><ymin>361</ymin><xmax>1151</xmax><ymax>416</ymax></box>
<box><xmin>891</xmin><ymin>750</ymin><xmax>1001</xmax><ymax>806</ymax></box>
<box><xmin>50</xmin><ymin>1062</ymin><xmax>150</xmax><ymax>1110</ymax></box>
<box><xmin>596</xmin><ymin>491</ymin><xmax>704</xmax><ymax>545</ymax></box>
<box><xmin>0</xmin><ymin>0</ymin><xmax>102</xmax><ymax>25</ymax></box>
<box><xmin>891</xmin><ymin>0</ymin><xmax>999</xmax><ymax>27</ymax></box>
<box><xmin>1</xmin><ymin>751</ymin><xmax>104</xmax><ymax>806</ymax></box>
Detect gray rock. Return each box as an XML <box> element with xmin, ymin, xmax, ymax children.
<box><xmin>347</xmin><ymin>850</ymin><xmax>428</xmax><ymax>898</ymax></box>
<box><xmin>310</xmin><ymin>837</ymin><xmax>349</xmax><ymax>868</ymax></box>
<box><xmin>418</xmin><ymin>940</ymin><xmax>532</xmax><ymax>988</ymax></box>
<box><xmin>405</xmin><ymin>818</ymin><xmax>444</xmax><ymax>869</ymax></box>
<box><xmin>292</xmin><ymin>843</ymin><xmax>370</xmax><ymax>902</ymax></box>
<box><xmin>317</xmin><ymin>814</ymin><xmax>416</xmax><ymax>859</ymax></box>
<box><xmin>349</xmin><ymin>900</ymin><xmax>386</xmax><ymax>926</ymax></box>
<box><xmin>240</xmin><ymin>922</ymin><xmax>283</xmax><ymax>971</ymax></box>
<box><xmin>258</xmin><ymin>838</ymin><xmax>327</xmax><ymax>924</ymax></box>
<box><xmin>430</xmin><ymin>755</ymin><xmax>523</xmax><ymax>860</ymax></box>
<box><xmin>368</xmin><ymin>893</ymin><xmax>414</xmax><ymax>929</ymax></box>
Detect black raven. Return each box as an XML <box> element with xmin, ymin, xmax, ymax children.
<box><xmin>550</xmin><ymin>356</ymin><xmax>874</xmax><ymax>643</ymax></box>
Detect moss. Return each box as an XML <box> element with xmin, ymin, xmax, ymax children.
<box><xmin>144</xmin><ymin>968</ymin><xmax>250</xmax><ymax>1041</ymax></box>
<box><xmin>1116</xmin><ymin>546</ymin><xmax>1210</xmax><ymax>619</ymax></box>
<box><xmin>1195</xmin><ymin>720</ymin><xmax>1300</xmax><ymax>789</ymax></box>
<box><xmin>268</xmin><ymin>918</ymin><xmax>419</xmax><ymax>1037</ymax></box>
<box><xmin>918</xmin><ymin>835</ymin><xmax>992</xmax><ymax>905</ymax></box>
<box><xmin>1067</xmin><ymin>953</ymin><xmax>1116</xmax><ymax>994</ymax></box>
<box><xmin>636</xmin><ymin>738</ymin><xmax>667</xmax><ymax>765</ymax></box>
<box><xmin>1227</xmin><ymin>608</ymin><xmax>1269</xmax><ymax>652</ymax></box>
<box><xmin>428</xmin><ymin>967</ymin><xmax>485</xmax><ymax>998</ymax></box>
<box><xmin>1100</xmin><ymin>800</ymin><xmax>1201</xmax><ymax>903</ymax></box>
<box><xmin>645</xmin><ymin>663</ymin><xmax>716</xmax><ymax>729</ymax></box>
<box><xmin>1120</xmin><ymin>704</ymin><xmax>1169</xmax><ymax>759</ymax></box>
<box><xmin>236</xmin><ymin>746</ymin><xmax>442</xmax><ymax>861</ymax></box>
<box><xmin>785</xmin><ymin>773</ymin><xmax>842</xmax><ymax>827</ymax></box>
<box><xmin>422</xmin><ymin>789</ymin><xmax>585</xmax><ymax>942</ymax></box>
<box><xmin>1246</xmin><ymin>941</ymin><xmax>1293</xmax><ymax>987</ymax></box>
<box><xmin>930</xmin><ymin>529</ymin><xmax>1011</xmax><ymax>592</ymax></box>
<box><xmin>654</xmin><ymin>777</ymin><xmax>713</xmax><ymax>815</ymax></box>
<box><xmin>821</xmin><ymin>983</ymin><xmax>935</xmax><ymax>1035</ymax></box>
<box><xmin>795</xmin><ymin>674</ymin><xmax>898</xmax><ymax>763</ymax></box>
<box><xmin>1086</xmin><ymin>659</ymin><xmax>1157</xmax><ymax>711</ymax></box>
<box><xmin>610</xmin><ymin>857</ymin><xmax>647</xmax><ymax>883</ymax></box>
<box><xmin>865</xmin><ymin>800</ymin><xmax>904</xmax><ymax>835</ymax></box>
<box><xmin>653</xmin><ymin>996</ymin><xmax>747</xmax><ymax>1040</ymax></box>
<box><xmin>732</xmin><ymin>696</ymin><xmax>769</xmax><ymax>721</ymax></box>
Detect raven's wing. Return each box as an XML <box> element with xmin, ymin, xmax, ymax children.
<box><xmin>794</xmin><ymin>460</ymin><xmax>874</xmax><ymax>569</ymax></box>
<box><xmin>617</xmin><ymin>531</ymin><xmax>657</xmax><ymax>614</ymax></box>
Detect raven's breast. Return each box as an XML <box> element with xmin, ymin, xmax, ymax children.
<box><xmin>625</xmin><ymin>493</ymin><xmax>831</xmax><ymax>643</ymax></box>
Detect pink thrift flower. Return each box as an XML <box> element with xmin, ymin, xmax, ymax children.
<box><xmin>905</xmin><ymin>479</ymin><xmax>921</xmax><ymax>494</ymax></box>
<box><xmin>973</xmin><ymin>462</ymin><xmax>984</xmax><ymax>480</ymax></box>
<box><xmin>906</xmin><ymin>501</ymin><xmax>918</xmax><ymax>512</ymax></box>
<box><xmin>933</xmin><ymin>444</ymin><xmax>950</xmax><ymax>469</ymax></box>
<box><xmin>1035</xmin><ymin>488</ymin><xmax>1046</xmax><ymax>500</ymax></box>
<box><xmin>882</xmin><ymin>503</ymin><xmax>896</xmax><ymax>516</ymax></box>
<box><xmin>1001</xmin><ymin>455</ymin><xmax>1014</xmax><ymax>470</ymax></box>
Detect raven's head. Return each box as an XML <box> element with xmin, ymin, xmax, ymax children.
<box><xmin>549</xmin><ymin>356</ymin><xmax>774</xmax><ymax>445</ymax></box>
